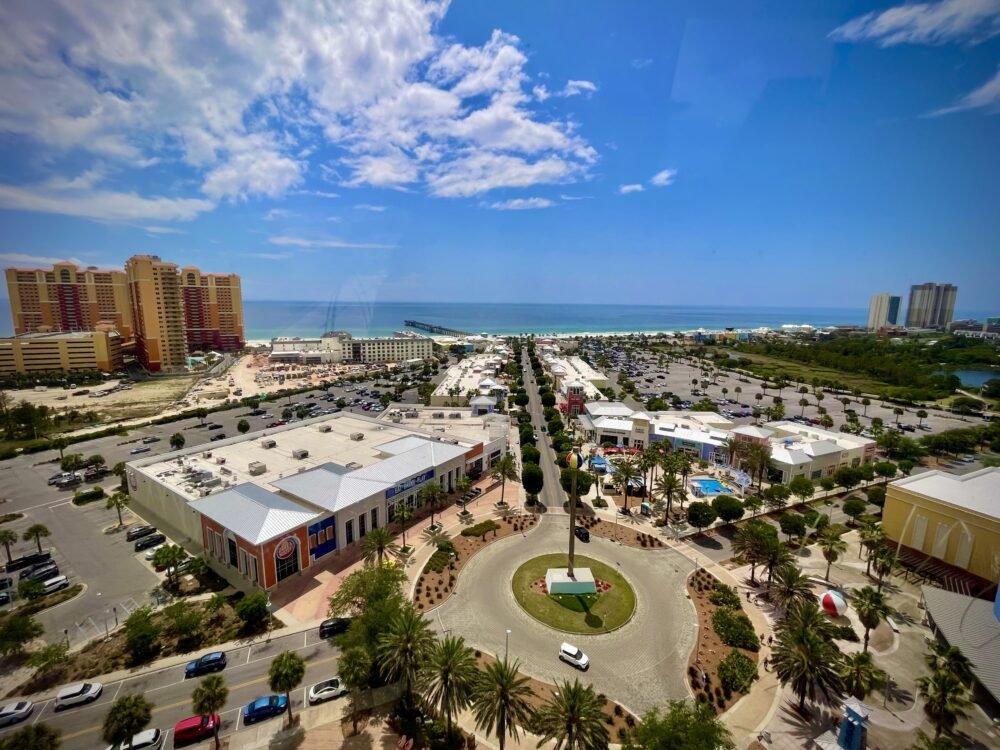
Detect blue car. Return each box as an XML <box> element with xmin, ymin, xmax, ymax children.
<box><xmin>242</xmin><ymin>695</ymin><xmax>288</xmax><ymax>724</ymax></box>
<box><xmin>185</xmin><ymin>651</ymin><xmax>227</xmax><ymax>678</ymax></box>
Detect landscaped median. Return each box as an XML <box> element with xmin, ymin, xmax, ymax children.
<box><xmin>511</xmin><ymin>553</ymin><xmax>636</xmax><ymax>634</ymax></box>
<box><xmin>413</xmin><ymin>512</ymin><xmax>538</xmax><ymax>612</ymax></box>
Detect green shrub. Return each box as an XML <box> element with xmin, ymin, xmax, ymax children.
<box><xmin>718</xmin><ymin>651</ymin><xmax>758</xmax><ymax>693</ymax></box>
<box><xmin>834</xmin><ymin>624</ymin><xmax>860</xmax><ymax>642</ymax></box>
<box><xmin>708</xmin><ymin>583</ymin><xmax>741</xmax><ymax>609</ymax></box>
<box><xmin>711</xmin><ymin>607</ymin><xmax>760</xmax><ymax>651</ymax></box>
<box><xmin>72</xmin><ymin>485</ymin><xmax>106</xmax><ymax>505</ymax></box>
<box><xmin>460</xmin><ymin>520</ymin><xmax>500</xmax><ymax>539</ymax></box>
<box><xmin>592</xmin><ymin>497</ymin><xmax>608</xmax><ymax>509</ymax></box>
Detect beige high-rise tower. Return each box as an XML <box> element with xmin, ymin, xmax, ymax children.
<box><xmin>4</xmin><ymin>262</ymin><xmax>133</xmax><ymax>338</ymax></box>
<box><xmin>125</xmin><ymin>255</ymin><xmax>187</xmax><ymax>372</ymax></box>
<box><xmin>179</xmin><ymin>267</ymin><xmax>245</xmax><ymax>353</ymax></box>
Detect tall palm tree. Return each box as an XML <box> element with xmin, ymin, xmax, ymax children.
<box><xmin>0</xmin><ymin>529</ymin><xmax>17</xmax><ymax>564</ymax></box>
<box><xmin>533</xmin><ymin>678</ymin><xmax>609</xmax><ymax>750</ymax></box>
<box><xmin>471</xmin><ymin>658</ymin><xmax>535</xmax><ymax>750</ymax></box>
<box><xmin>106</xmin><ymin>491</ymin><xmax>131</xmax><ymax>527</ymax></box>
<box><xmin>613</xmin><ymin>456</ymin><xmax>638</xmax><ymax>512</ymax></box>
<box><xmin>924</xmin><ymin>642</ymin><xmax>973</xmax><ymax>686</ymax></box>
<box><xmin>732</xmin><ymin>521</ymin><xmax>772</xmax><ymax>583</ymax></box>
<box><xmin>378</xmin><ymin>605</ymin><xmax>434</xmax><ymax>701</ymax></box>
<box><xmin>817</xmin><ymin>528</ymin><xmax>847</xmax><ymax>581</ymax></box>
<box><xmin>420</xmin><ymin>635</ymin><xmax>477</xmax><ymax>735</ymax></box>
<box><xmin>394</xmin><ymin>504</ymin><xmax>414</xmax><ymax>549</ymax></box>
<box><xmin>675</xmin><ymin>452</ymin><xmax>693</xmax><ymax>494</ymax></box>
<box><xmin>762</xmin><ymin>537</ymin><xmax>795</xmax><ymax>584</ymax></box>
<box><xmin>102</xmin><ymin>694</ymin><xmax>153</xmax><ymax>750</ymax></box>
<box><xmin>636</xmin><ymin>448</ymin><xmax>658</xmax><ymax>500</ymax></box>
<box><xmin>420</xmin><ymin>482</ymin><xmax>445</xmax><ymax>526</ymax></box>
<box><xmin>268</xmin><ymin>650</ymin><xmax>306</xmax><ymax>725</ymax></box>
<box><xmin>23</xmin><ymin>524</ymin><xmax>51</xmax><ymax>554</ymax></box>
<box><xmin>770</xmin><ymin>564</ymin><xmax>813</xmax><ymax>612</ymax></box>
<box><xmin>858</xmin><ymin>521</ymin><xmax>884</xmax><ymax>567</ymax></box>
<box><xmin>841</xmin><ymin>651</ymin><xmax>887</xmax><ymax>700</ymax></box>
<box><xmin>852</xmin><ymin>586</ymin><xmax>891</xmax><ymax>654</ymax></box>
<box><xmin>192</xmin><ymin>674</ymin><xmax>229</xmax><ymax>749</ymax></box>
<box><xmin>917</xmin><ymin>669</ymin><xmax>970</xmax><ymax>738</ymax></box>
<box><xmin>653</xmin><ymin>472</ymin><xmax>683</xmax><ymax>524</ymax></box>
<box><xmin>871</xmin><ymin>546</ymin><xmax>897</xmax><ymax>591</ymax></box>
<box><xmin>772</xmin><ymin>602</ymin><xmax>844</xmax><ymax>712</ymax></box>
<box><xmin>362</xmin><ymin>527</ymin><xmax>398</xmax><ymax>566</ymax></box>
<box><xmin>490</xmin><ymin>454</ymin><xmax>519</xmax><ymax>507</ymax></box>
<box><xmin>911</xmin><ymin>730</ymin><xmax>963</xmax><ymax>750</ymax></box>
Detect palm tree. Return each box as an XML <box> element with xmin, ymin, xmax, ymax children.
<box><xmin>675</xmin><ymin>452</ymin><xmax>693</xmax><ymax>494</ymax></box>
<box><xmin>871</xmin><ymin>546</ymin><xmax>897</xmax><ymax>591</ymax></box>
<box><xmin>852</xmin><ymin>586</ymin><xmax>891</xmax><ymax>653</ymax></box>
<box><xmin>924</xmin><ymin>642</ymin><xmax>973</xmax><ymax>685</ymax></box>
<box><xmin>192</xmin><ymin>674</ymin><xmax>229</xmax><ymax>749</ymax></box>
<box><xmin>268</xmin><ymin>650</ymin><xmax>306</xmax><ymax>725</ymax></box>
<box><xmin>23</xmin><ymin>524</ymin><xmax>51</xmax><ymax>554</ymax></box>
<box><xmin>490</xmin><ymin>454</ymin><xmax>519</xmax><ymax>507</ymax></box>
<box><xmin>917</xmin><ymin>669</ymin><xmax>970</xmax><ymax>738</ymax></box>
<box><xmin>653</xmin><ymin>472</ymin><xmax>683</xmax><ymax>524</ymax></box>
<box><xmin>841</xmin><ymin>651</ymin><xmax>887</xmax><ymax>700</ymax></box>
<box><xmin>817</xmin><ymin>528</ymin><xmax>847</xmax><ymax>581</ymax></box>
<box><xmin>106</xmin><ymin>491</ymin><xmax>131</xmax><ymax>527</ymax></box>
<box><xmin>153</xmin><ymin>544</ymin><xmax>189</xmax><ymax>588</ymax></box>
<box><xmin>911</xmin><ymin>730</ymin><xmax>963</xmax><ymax>750</ymax></box>
<box><xmin>858</xmin><ymin>521</ymin><xmax>884</xmax><ymax>568</ymax></box>
<box><xmin>636</xmin><ymin>448</ymin><xmax>659</xmax><ymax>500</ymax></box>
<box><xmin>378</xmin><ymin>606</ymin><xmax>434</xmax><ymax>701</ymax></box>
<box><xmin>102</xmin><ymin>694</ymin><xmax>153</xmax><ymax>749</ymax></box>
<box><xmin>762</xmin><ymin>537</ymin><xmax>795</xmax><ymax>584</ymax></box>
<box><xmin>534</xmin><ymin>678</ymin><xmax>609</xmax><ymax>750</ymax></box>
<box><xmin>362</xmin><ymin>527</ymin><xmax>398</xmax><ymax>566</ymax></box>
<box><xmin>394</xmin><ymin>504</ymin><xmax>414</xmax><ymax>549</ymax></box>
<box><xmin>420</xmin><ymin>635</ymin><xmax>477</xmax><ymax>735</ymax></box>
<box><xmin>339</xmin><ymin>647</ymin><xmax>373</xmax><ymax>735</ymax></box>
<box><xmin>471</xmin><ymin>657</ymin><xmax>535</xmax><ymax>750</ymax></box>
<box><xmin>0</xmin><ymin>529</ymin><xmax>17</xmax><ymax>564</ymax></box>
<box><xmin>916</xmin><ymin>409</ymin><xmax>928</xmax><ymax>427</ymax></box>
<box><xmin>419</xmin><ymin>481</ymin><xmax>445</xmax><ymax>526</ymax></box>
<box><xmin>772</xmin><ymin>602</ymin><xmax>844</xmax><ymax>712</ymax></box>
<box><xmin>770</xmin><ymin>564</ymin><xmax>813</xmax><ymax>612</ymax></box>
<box><xmin>732</xmin><ymin>521</ymin><xmax>771</xmax><ymax>583</ymax></box>
<box><xmin>613</xmin><ymin>456</ymin><xmax>638</xmax><ymax>512</ymax></box>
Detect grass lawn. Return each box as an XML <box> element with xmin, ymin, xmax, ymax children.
<box><xmin>704</xmin><ymin>347</ymin><xmax>891</xmax><ymax>393</ymax></box>
<box><xmin>512</xmin><ymin>553</ymin><xmax>636</xmax><ymax>634</ymax></box>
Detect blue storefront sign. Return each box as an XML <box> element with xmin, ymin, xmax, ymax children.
<box><xmin>386</xmin><ymin>469</ymin><xmax>435</xmax><ymax>499</ymax></box>
<box><xmin>308</xmin><ymin>516</ymin><xmax>337</xmax><ymax>560</ymax></box>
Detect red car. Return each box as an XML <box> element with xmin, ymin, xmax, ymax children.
<box><xmin>173</xmin><ymin>714</ymin><xmax>221</xmax><ymax>745</ymax></box>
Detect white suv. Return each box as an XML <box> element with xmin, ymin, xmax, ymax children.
<box><xmin>55</xmin><ymin>682</ymin><xmax>102</xmax><ymax>710</ymax></box>
<box><xmin>105</xmin><ymin>728</ymin><xmax>164</xmax><ymax>750</ymax></box>
<box><xmin>558</xmin><ymin>642</ymin><xmax>590</xmax><ymax>670</ymax></box>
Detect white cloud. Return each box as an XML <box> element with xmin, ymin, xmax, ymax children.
<box><xmin>559</xmin><ymin>194</ymin><xmax>592</xmax><ymax>200</ymax></box>
<box><xmin>247</xmin><ymin>252</ymin><xmax>293</xmax><ymax>260</ymax></box>
<box><xmin>618</xmin><ymin>184</ymin><xmax>645</xmax><ymax>194</ymax></box>
<box><xmin>269</xmin><ymin>235</ymin><xmax>393</xmax><ymax>249</ymax></box>
<box><xmin>830</xmin><ymin>0</ymin><xmax>1000</xmax><ymax>46</ymax></box>
<box><xmin>143</xmin><ymin>226</ymin><xmax>185</xmax><ymax>234</ymax></box>
<box><xmin>354</xmin><ymin>204</ymin><xmax>387</xmax><ymax>212</ymax></box>
<box><xmin>488</xmin><ymin>198</ymin><xmax>554</xmax><ymax>210</ymax></box>
<box><xmin>650</xmin><ymin>168</ymin><xmax>677</xmax><ymax>187</ymax></box>
<box><xmin>560</xmin><ymin>80</ymin><xmax>598</xmax><ymax>97</ymax></box>
<box><xmin>325</xmin><ymin>216</ymin><xmax>342</xmax><ymax>222</ymax></box>
<box><xmin>0</xmin><ymin>1</ymin><xmax>597</xmax><ymax>210</ymax></box>
<box><xmin>263</xmin><ymin>209</ymin><xmax>292</xmax><ymax>221</ymax></box>
<box><xmin>0</xmin><ymin>252</ymin><xmax>88</xmax><ymax>267</ymax></box>
<box><xmin>427</xmin><ymin>153</ymin><xmax>579</xmax><ymax>198</ymax></box>
<box><xmin>0</xmin><ymin>183</ymin><xmax>214</xmax><ymax>222</ymax></box>
<box><xmin>928</xmin><ymin>66</ymin><xmax>1000</xmax><ymax>114</ymax></box>
<box><xmin>631</xmin><ymin>58</ymin><xmax>653</xmax><ymax>69</ymax></box>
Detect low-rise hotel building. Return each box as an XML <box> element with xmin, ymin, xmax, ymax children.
<box><xmin>755</xmin><ymin>421</ymin><xmax>877</xmax><ymax>483</ymax></box>
<box><xmin>126</xmin><ymin>411</ymin><xmax>507</xmax><ymax>591</ymax></box>
<box><xmin>270</xmin><ymin>331</ymin><xmax>434</xmax><ymax>366</ymax></box>
<box><xmin>0</xmin><ymin>329</ymin><xmax>123</xmax><ymax>374</ymax></box>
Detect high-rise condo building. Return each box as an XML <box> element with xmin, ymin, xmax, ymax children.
<box><xmin>4</xmin><ymin>262</ymin><xmax>133</xmax><ymax>339</ymax></box>
<box><xmin>905</xmin><ymin>283</ymin><xmax>958</xmax><ymax>328</ymax></box>
<box><xmin>867</xmin><ymin>293</ymin><xmax>901</xmax><ymax>330</ymax></box>
<box><xmin>125</xmin><ymin>255</ymin><xmax>188</xmax><ymax>372</ymax></box>
<box><xmin>179</xmin><ymin>267</ymin><xmax>245</xmax><ymax>353</ymax></box>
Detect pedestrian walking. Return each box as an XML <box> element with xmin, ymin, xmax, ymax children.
<box><xmin>767</xmin><ymin>635</ymin><xmax>773</xmax><ymax>646</ymax></box>
<box><xmin>763</xmin><ymin>656</ymin><xmax>769</xmax><ymax>672</ymax></box>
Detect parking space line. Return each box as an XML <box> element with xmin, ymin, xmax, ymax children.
<box><xmin>246</xmin><ymin>648</ymin><xmax>251</xmax><ymax>665</ymax></box>
<box><xmin>111</xmin><ymin>681</ymin><xmax>124</xmax><ymax>701</ymax></box>
<box><xmin>31</xmin><ymin>699</ymin><xmax>51</xmax><ymax>724</ymax></box>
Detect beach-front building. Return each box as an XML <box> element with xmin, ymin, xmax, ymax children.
<box><xmin>760</xmin><ymin>421</ymin><xmax>877</xmax><ymax>483</ymax></box>
<box><xmin>882</xmin><ymin>468</ymin><xmax>1000</xmax><ymax>585</ymax></box>
<box><xmin>126</xmin><ymin>411</ymin><xmax>506</xmax><ymax>591</ymax></box>
<box><xmin>269</xmin><ymin>331</ymin><xmax>433</xmax><ymax>366</ymax></box>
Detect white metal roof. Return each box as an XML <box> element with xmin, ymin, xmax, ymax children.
<box><xmin>922</xmin><ymin>586</ymin><xmax>1000</xmax><ymax>703</ymax></box>
<box><xmin>732</xmin><ymin>425</ymin><xmax>774</xmax><ymax>439</ymax></box>
<box><xmin>190</xmin><ymin>483</ymin><xmax>320</xmax><ymax>544</ymax></box>
<box><xmin>893</xmin><ymin>468</ymin><xmax>1000</xmax><ymax>520</ymax></box>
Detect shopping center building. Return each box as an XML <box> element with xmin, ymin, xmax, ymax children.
<box><xmin>126</xmin><ymin>411</ymin><xmax>508</xmax><ymax>591</ymax></box>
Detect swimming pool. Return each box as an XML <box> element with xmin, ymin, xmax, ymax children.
<box><xmin>691</xmin><ymin>478</ymin><xmax>731</xmax><ymax>496</ymax></box>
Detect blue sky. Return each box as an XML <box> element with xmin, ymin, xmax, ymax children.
<box><xmin>0</xmin><ymin>0</ymin><xmax>997</xmax><ymax>311</ymax></box>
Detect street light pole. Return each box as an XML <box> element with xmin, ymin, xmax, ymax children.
<box><xmin>266</xmin><ymin>596</ymin><xmax>273</xmax><ymax>643</ymax></box>
<box><xmin>505</xmin><ymin>629</ymin><xmax>511</xmax><ymax>660</ymax></box>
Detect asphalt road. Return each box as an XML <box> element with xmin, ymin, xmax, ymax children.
<box><xmin>0</xmin><ymin>629</ymin><xmax>342</xmax><ymax>750</ymax></box>
<box><xmin>521</xmin><ymin>350</ymin><xmax>565</xmax><ymax>510</ymax></box>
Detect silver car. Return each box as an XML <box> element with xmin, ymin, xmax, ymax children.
<box><xmin>308</xmin><ymin>677</ymin><xmax>348</xmax><ymax>704</ymax></box>
<box><xmin>0</xmin><ymin>701</ymin><xmax>33</xmax><ymax>727</ymax></box>
<box><xmin>54</xmin><ymin>682</ymin><xmax>102</xmax><ymax>710</ymax></box>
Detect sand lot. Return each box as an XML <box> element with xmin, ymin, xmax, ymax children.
<box><xmin>8</xmin><ymin>376</ymin><xmax>201</xmax><ymax>422</ymax></box>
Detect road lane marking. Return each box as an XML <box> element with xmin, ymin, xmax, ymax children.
<box><xmin>58</xmin><ymin>653</ymin><xmax>340</xmax><ymax>742</ymax></box>
<box><xmin>31</xmin><ymin>699</ymin><xmax>51</xmax><ymax>724</ymax></box>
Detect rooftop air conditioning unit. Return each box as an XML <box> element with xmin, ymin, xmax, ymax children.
<box><xmin>317</xmin><ymin>424</ymin><xmax>332</xmax><ymax>433</ymax></box>
<box><xmin>350</xmin><ymin>432</ymin><xmax>365</xmax><ymax>441</ymax></box>
<box><xmin>345</xmin><ymin>461</ymin><xmax>363</xmax><ymax>470</ymax></box>
<box><xmin>292</xmin><ymin>448</ymin><xmax>309</xmax><ymax>459</ymax></box>
<box><xmin>215</xmin><ymin>457</ymin><xmax>226</xmax><ymax>465</ymax></box>
<box><xmin>261</xmin><ymin>439</ymin><xmax>277</xmax><ymax>449</ymax></box>
<box><xmin>432</xmin><ymin>412</ymin><xmax>444</xmax><ymax>418</ymax></box>
<box><xmin>248</xmin><ymin>461</ymin><xmax>267</xmax><ymax>476</ymax></box>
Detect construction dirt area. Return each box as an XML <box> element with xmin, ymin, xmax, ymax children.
<box><xmin>5</xmin><ymin>376</ymin><xmax>201</xmax><ymax>423</ymax></box>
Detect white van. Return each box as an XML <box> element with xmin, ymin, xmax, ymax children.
<box><xmin>41</xmin><ymin>576</ymin><xmax>69</xmax><ymax>594</ymax></box>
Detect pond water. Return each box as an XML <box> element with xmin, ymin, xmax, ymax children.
<box><xmin>943</xmin><ymin>369</ymin><xmax>999</xmax><ymax>388</ymax></box>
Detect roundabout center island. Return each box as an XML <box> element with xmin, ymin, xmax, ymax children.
<box><xmin>513</xmin><ymin>553</ymin><xmax>636</xmax><ymax>634</ymax></box>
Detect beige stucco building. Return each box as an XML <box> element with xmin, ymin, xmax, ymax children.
<box><xmin>0</xmin><ymin>330</ymin><xmax>123</xmax><ymax>374</ymax></box>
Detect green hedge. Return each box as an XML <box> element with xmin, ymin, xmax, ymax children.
<box><xmin>460</xmin><ymin>520</ymin><xmax>500</xmax><ymax>539</ymax></box>
<box><xmin>708</xmin><ymin>583</ymin><xmax>742</xmax><ymax>609</ymax></box>
<box><xmin>718</xmin><ymin>650</ymin><xmax>758</xmax><ymax>693</ymax></box>
<box><xmin>711</xmin><ymin>607</ymin><xmax>760</xmax><ymax>651</ymax></box>
<box><xmin>72</xmin><ymin>486</ymin><xmax>107</xmax><ymax>505</ymax></box>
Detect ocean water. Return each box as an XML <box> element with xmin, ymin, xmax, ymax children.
<box><xmin>0</xmin><ymin>300</ymin><xmax>991</xmax><ymax>340</ymax></box>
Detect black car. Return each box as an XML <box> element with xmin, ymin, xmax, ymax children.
<box><xmin>319</xmin><ymin>618</ymin><xmax>351</xmax><ymax>638</ymax></box>
<box><xmin>184</xmin><ymin>651</ymin><xmax>227</xmax><ymax>678</ymax></box>
<box><xmin>125</xmin><ymin>525</ymin><xmax>157</xmax><ymax>542</ymax></box>
<box><xmin>210</xmin><ymin>433</ymin><xmax>226</xmax><ymax>441</ymax></box>
<box><xmin>134</xmin><ymin>533</ymin><xmax>166</xmax><ymax>552</ymax></box>
<box><xmin>0</xmin><ymin>576</ymin><xmax>12</xmax><ymax>590</ymax></box>
<box><xmin>21</xmin><ymin>563</ymin><xmax>59</xmax><ymax>582</ymax></box>
<box><xmin>573</xmin><ymin>526</ymin><xmax>591</xmax><ymax>543</ymax></box>
<box><xmin>207</xmin><ymin>423</ymin><xmax>223</xmax><ymax>430</ymax></box>
<box><xmin>0</xmin><ymin>592</ymin><xmax>10</xmax><ymax>606</ymax></box>
<box><xmin>5</xmin><ymin>551</ymin><xmax>52</xmax><ymax>573</ymax></box>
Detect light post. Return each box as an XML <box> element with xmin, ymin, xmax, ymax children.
<box><xmin>104</xmin><ymin>609</ymin><xmax>110</xmax><ymax>640</ymax></box>
<box><xmin>266</xmin><ymin>596</ymin><xmax>273</xmax><ymax>642</ymax></box>
<box><xmin>112</xmin><ymin>606</ymin><xmax>118</xmax><ymax>627</ymax></box>
<box><xmin>63</xmin><ymin>628</ymin><xmax>69</xmax><ymax>646</ymax></box>
<box><xmin>505</xmin><ymin>629</ymin><xmax>511</xmax><ymax>660</ymax></box>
